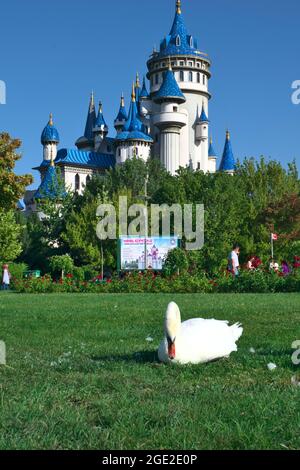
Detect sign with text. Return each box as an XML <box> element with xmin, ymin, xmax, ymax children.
<box><xmin>119</xmin><ymin>236</ymin><xmax>179</xmax><ymax>271</ymax></box>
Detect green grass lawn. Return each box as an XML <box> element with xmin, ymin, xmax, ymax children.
<box><xmin>0</xmin><ymin>293</ymin><xmax>299</xmax><ymax>450</ymax></box>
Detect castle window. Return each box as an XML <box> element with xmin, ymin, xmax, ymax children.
<box><xmin>176</xmin><ymin>35</ymin><xmax>181</xmax><ymax>47</ymax></box>
<box><xmin>188</xmin><ymin>61</ymin><xmax>193</xmax><ymax>67</ymax></box>
<box><xmin>75</xmin><ymin>174</ymin><xmax>80</xmax><ymax>191</ymax></box>
<box><xmin>173</xmin><ymin>106</ymin><xmax>178</xmax><ymax>112</ymax></box>
<box><xmin>189</xmin><ymin>71</ymin><xmax>193</xmax><ymax>82</ymax></box>
<box><xmin>155</xmin><ymin>134</ymin><xmax>159</xmax><ymax>143</ymax></box>
<box><xmin>180</xmin><ymin>61</ymin><xmax>184</xmax><ymax>66</ymax></box>
<box><xmin>155</xmin><ymin>74</ymin><xmax>159</xmax><ymax>85</ymax></box>
<box><xmin>118</xmin><ymin>148</ymin><xmax>121</xmax><ymax>157</ymax></box>
<box><xmin>190</xmin><ymin>37</ymin><xmax>193</xmax><ymax>47</ymax></box>
<box><xmin>86</xmin><ymin>175</ymin><xmax>91</xmax><ymax>184</ymax></box>
<box><xmin>197</xmin><ymin>72</ymin><xmax>201</xmax><ymax>83</ymax></box>
<box><xmin>203</xmin><ymin>75</ymin><xmax>206</xmax><ymax>85</ymax></box>
<box><xmin>197</xmin><ymin>62</ymin><xmax>201</xmax><ymax>68</ymax></box>
<box><xmin>180</xmin><ymin>71</ymin><xmax>184</xmax><ymax>82</ymax></box>
<box><xmin>197</xmin><ymin>163</ymin><xmax>201</xmax><ymax>170</ymax></box>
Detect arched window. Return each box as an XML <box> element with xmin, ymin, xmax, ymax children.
<box><xmin>189</xmin><ymin>71</ymin><xmax>193</xmax><ymax>82</ymax></box>
<box><xmin>180</xmin><ymin>71</ymin><xmax>184</xmax><ymax>82</ymax></box>
<box><xmin>176</xmin><ymin>35</ymin><xmax>181</xmax><ymax>47</ymax></box>
<box><xmin>75</xmin><ymin>174</ymin><xmax>80</xmax><ymax>191</ymax></box>
<box><xmin>197</xmin><ymin>72</ymin><xmax>201</xmax><ymax>83</ymax></box>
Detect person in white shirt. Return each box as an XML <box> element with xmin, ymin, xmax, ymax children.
<box><xmin>269</xmin><ymin>258</ymin><xmax>279</xmax><ymax>273</ymax></box>
<box><xmin>227</xmin><ymin>244</ymin><xmax>240</xmax><ymax>276</ymax></box>
<box><xmin>2</xmin><ymin>264</ymin><xmax>10</xmax><ymax>290</ymax></box>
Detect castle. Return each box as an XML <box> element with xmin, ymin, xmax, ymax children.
<box><xmin>33</xmin><ymin>0</ymin><xmax>235</xmax><ymax>200</ymax></box>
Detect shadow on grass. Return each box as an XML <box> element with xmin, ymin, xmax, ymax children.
<box><xmin>90</xmin><ymin>350</ymin><xmax>159</xmax><ymax>365</ymax></box>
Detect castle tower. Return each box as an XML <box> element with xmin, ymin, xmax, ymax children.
<box><xmin>93</xmin><ymin>101</ymin><xmax>108</xmax><ymax>152</ymax></box>
<box><xmin>114</xmin><ymin>94</ymin><xmax>128</xmax><ymax>134</ymax></box>
<box><xmin>208</xmin><ymin>136</ymin><xmax>217</xmax><ymax>173</ymax></box>
<box><xmin>219</xmin><ymin>130</ymin><xmax>236</xmax><ymax>175</ymax></box>
<box><xmin>146</xmin><ymin>0</ymin><xmax>212</xmax><ymax>172</ymax></box>
<box><xmin>152</xmin><ymin>61</ymin><xmax>187</xmax><ymax>175</ymax></box>
<box><xmin>115</xmin><ymin>84</ymin><xmax>153</xmax><ymax>164</ymax></box>
<box><xmin>41</xmin><ymin>113</ymin><xmax>60</xmax><ymax>163</ymax></box>
<box><xmin>75</xmin><ymin>92</ymin><xmax>96</xmax><ymax>151</ymax></box>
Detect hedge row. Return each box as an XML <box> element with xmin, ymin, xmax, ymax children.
<box><xmin>10</xmin><ymin>270</ymin><xmax>300</xmax><ymax>294</ymax></box>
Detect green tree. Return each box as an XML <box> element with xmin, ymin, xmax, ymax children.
<box><xmin>0</xmin><ymin>210</ymin><xmax>23</xmax><ymax>261</ymax></box>
<box><xmin>0</xmin><ymin>133</ymin><xmax>32</xmax><ymax>210</ymax></box>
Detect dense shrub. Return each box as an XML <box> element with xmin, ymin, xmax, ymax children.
<box><xmin>9</xmin><ymin>269</ymin><xmax>300</xmax><ymax>294</ymax></box>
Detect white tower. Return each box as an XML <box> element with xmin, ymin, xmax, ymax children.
<box><xmin>146</xmin><ymin>0</ymin><xmax>213</xmax><ymax>173</ymax></box>
<box><xmin>41</xmin><ymin>113</ymin><xmax>60</xmax><ymax>162</ymax></box>
<box><xmin>152</xmin><ymin>61</ymin><xmax>187</xmax><ymax>175</ymax></box>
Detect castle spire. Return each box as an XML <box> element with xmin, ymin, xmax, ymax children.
<box><xmin>135</xmin><ymin>72</ymin><xmax>140</xmax><ymax>88</ymax></box>
<box><xmin>49</xmin><ymin>113</ymin><xmax>53</xmax><ymax>126</ymax></box>
<box><xmin>176</xmin><ymin>0</ymin><xmax>181</xmax><ymax>14</ymax></box>
<box><xmin>131</xmin><ymin>83</ymin><xmax>136</xmax><ymax>102</ymax></box>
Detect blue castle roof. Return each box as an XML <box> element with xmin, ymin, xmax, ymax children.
<box><xmin>199</xmin><ymin>104</ymin><xmax>209</xmax><ymax>122</ymax></box>
<box><xmin>219</xmin><ymin>131</ymin><xmax>236</xmax><ymax>172</ymax></box>
<box><xmin>116</xmin><ymin>88</ymin><xmax>153</xmax><ymax>143</ymax></box>
<box><xmin>94</xmin><ymin>102</ymin><xmax>108</xmax><ymax>130</ymax></box>
<box><xmin>114</xmin><ymin>95</ymin><xmax>127</xmax><ymax>124</ymax></box>
<box><xmin>84</xmin><ymin>93</ymin><xmax>96</xmax><ymax>141</ymax></box>
<box><xmin>140</xmin><ymin>77</ymin><xmax>149</xmax><ymax>99</ymax></box>
<box><xmin>154</xmin><ymin>66</ymin><xmax>186</xmax><ymax>103</ymax></box>
<box><xmin>34</xmin><ymin>164</ymin><xmax>66</xmax><ymax>200</ymax></box>
<box><xmin>208</xmin><ymin>138</ymin><xmax>217</xmax><ymax>158</ymax></box>
<box><xmin>41</xmin><ymin>114</ymin><xmax>60</xmax><ymax>144</ymax></box>
<box><xmin>55</xmin><ymin>148</ymin><xmax>115</xmax><ymax>169</ymax></box>
<box><xmin>157</xmin><ymin>1</ymin><xmax>206</xmax><ymax>59</ymax></box>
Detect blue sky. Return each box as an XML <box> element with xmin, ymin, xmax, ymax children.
<box><xmin>1</xmin><ymin>0</ymin><xmax>299</xmax><ymax>188</ymax></box>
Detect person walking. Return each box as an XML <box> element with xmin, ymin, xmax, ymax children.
<box><xmin>227</xmin><ymin>244</ymin><xmax>240</xmax><ymax>277</ymax></box>
<box><xmin>2</xmin><ymin>264</ymin><xmax>11</xmax><ymax>290</ymax></box>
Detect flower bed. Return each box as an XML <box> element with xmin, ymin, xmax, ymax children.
<box><xmin>9</xmin><ymin>269</ymin><xmax>300</xmax><ymax>294</ymax></box>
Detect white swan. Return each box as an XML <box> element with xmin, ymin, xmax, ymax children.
<box><xmin>158</xmin><ymin>302</ymin><xmax>243</xmax><ymax>365</ymax></box>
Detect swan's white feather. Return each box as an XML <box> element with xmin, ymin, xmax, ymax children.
<box><xmin>158</xmin><ymin>304</ymin><xmax>243</xmax><ymax>365</ymax></box>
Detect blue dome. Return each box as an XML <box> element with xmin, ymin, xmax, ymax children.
<box><xmin>41</xmin><ymin>114</ymin><xmax>60</xmax><ymax>144</ymax></box>
<box><xmin>219</xmin><ymin>131</ymin><xmax>236</xmax><ymax>172</ymax></box>
<box><xmin>154</xmin><ymin>67</ymin><xmax>186</xmax><ymax>103</ymax></box>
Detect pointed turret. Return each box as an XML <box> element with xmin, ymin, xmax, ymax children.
<box><xmin>195</xmin><ymin>102</ymin><xmax>209</xmax><ymax>141</ymax></box>
<box><xmin>219</xmin><ymin>130</ymin><xmax>236</xmax><ymax>175</ymax></box>
<box><xmin>93</xmin><ymin>101</ymin><xmax>108</xmax><ymax>151</ymax></box>
<box><xmin>154</xmin><ymin>61</ymin><xmax>186</xmax><ymax>104</ymax></box>
<box><xmin>114</xmin><ymin>94</ymin><xmax>128</xmax><ymax>133</ymax></box>
<box><xmin>140</xmin><ymin>77</ymin><xmax>149</xmax><ymax>100</ymax></box>
<box><xmin>34</xmin><ymin>159</ymin><xmax>66</xmax><ymax>200</ymax></box>
<box><xmin>76</xmin><ymin>93</ymin><xmax>96</xmax><ymax>150</ymax></box>
<box><xmin>208</xmin><ymin>136</ymin><xmax>217</xmax><ymax>158</ymax></box>
<box><xmin>135</xmin><ymin>72</ymin><xmax>141</xmax><ymax>103</ymax></box>
<box><xmin>115</xmin><ymin>83</ymin><xmax>153</xmax><ymax>164</ymax></box>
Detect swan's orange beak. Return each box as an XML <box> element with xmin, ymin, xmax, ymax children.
<box><xmin>168</xmin><ymin>342</ymin><xmax>176</xmax><ymax>360</ymax></box>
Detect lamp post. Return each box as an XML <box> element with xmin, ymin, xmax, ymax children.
<box><xmin>144</xmin><ymin>172</ymin><xmax>149</xmax><ymax>271</ymax></box>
